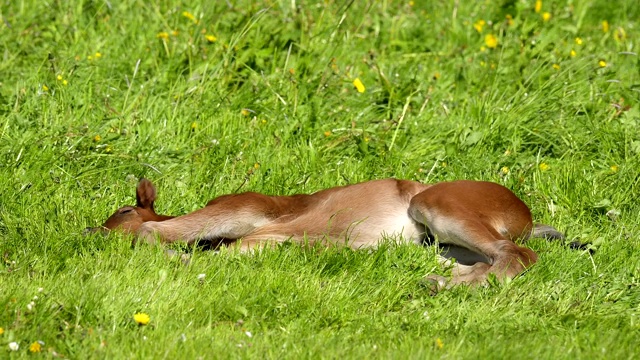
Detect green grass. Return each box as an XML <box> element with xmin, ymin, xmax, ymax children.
<box><xmin>2</xmin><ymin>0</ymin><xmax>640</xmax><ymax>358</ymax></box>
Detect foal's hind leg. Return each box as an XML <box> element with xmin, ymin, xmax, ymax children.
<box><xmin>409</xmin><ymin>181</ymin><xmax>537</xmax><ymax>287</ymax></box>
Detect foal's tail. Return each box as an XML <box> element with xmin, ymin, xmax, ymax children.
<box><xmin>531</xmin><ymin>223</ymin><xmax>565</xmax><ymax>240</ymax></box>
<box><xmin>531</xmin><ymin>223</ymin><xmax>589</xmax><ymax>251</ymax></box>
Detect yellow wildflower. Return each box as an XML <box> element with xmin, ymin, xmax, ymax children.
<box><xmin>441</xmin><ymin>162</ymin><xmax>447</xmax><ymax>168</ymax></box>
<box><xmin>484</xmin><ymin>34</ymin><xmax>498</xmax><ymax>49</ymax></box>
<box><xmin>539</xmin><ymin>163</ymin><xmax>550</xmax><ymax>171</ymax></box>
<box><xmin>93</xmin><ymin>135</ymin><xmax>101</xmax><ymax>142</ymax></box>
<box><xmin>614</xmin><ymin>27</ymin><xmax>626</xmax><ymax>42</ymax></box>
<box><xmin>157</xmin><ymin>32</ymin><xmax>169</xmax><ymax>40</ymax></box>
<box><xmin>29</xmin><ymin>341</ymin><xmax>42</xmax><ymax>353</ymax></box>
<box><xmin>409</xmin><ymin>1</ymin><xmax>414</xmax><ymax>6</ymax></box>
<box><xmin>574</xmin><ymin>37</ymin><xmax>583</xmax><ymax>45</ymax></box>
<box><xmin>0</xmin><ymin>327</ymin><xmax>4</xmax><ymax>335</ymax></box>
<box><xmin>602</xmin><ymin>20</ymin><xmax>609</xmax><ymax>32</ymax></box>
<box><xmin>42</xmin><ymin>84</ymin><xmax>49</xmax><ymax>91</ymax></box>
<box><xmin>570</xmin><ymin>49</ymin><xmax>577</xmax><ymax>57</ymax></box>
<box><xmin>433</xmin><ymin>72</ymin><xmax>440</xmax><ymax>80</ymax></box>
<box><xmin>57</xmin><ymin>75</ymin><xmax>63</xmax><ymax>81</ymax></box>
<box><xmin>254</xmin><ymin>163</ymin><xmax>260</xmax><ymax>169</ymax></box>
<box><xmin>324</xmin><ymin>131</ymin><xmax>331</xmax><ymax>137</ymax></box>
<box><xmin>473</xmin><ymin>19</ymin><xmax>486</xmax><ymax>33</ymax></box>
<box><xmin>534</xmin><ymin>0</ymin><xmax>542</xmax><ymax>13</ymax></box>
<box><xmin>205</xmin><ymin>35</ymin><xmax>217</xmax><ymax>42</ymax></box>
<box><xmin>599</xmin><ymin>60</ymin><xmax>607</xmax><ymax>67</ymax></box>
<box><xmin>172</xmin><ymin>30</ymin><xmax>179</xmax><ymax>36</ymax></box>
<box><xmin>542</xmin><ymin>12</ymin><xmax>551</xmax><ymax>22</ymax></box>
<box><xmin>133</xmin><ymin>312</ymin><xmax>150</xmax><ymax>325</ymax></box>
<box><xmin>610</xmin><ymin>165</ymin><xmax>618</xmax><ymax>173</ymax></box>
<box><xmin>435</xmin><ymin>338</ymin><xmax>444</xmax><ymax>349</ymax></box>
<box><xmin>241</xmin><ymin>109</ymin><xmax>251</xmax><ymax>116</ymax></box>
<box><xmin>505</xmin><ymin>14</ymin><xmax>514</xmax><ymax>26</ymax></box>
<box><xmin>261</xmin><ymin>119</ymin><xmax>267</xmax><ymax>124</ymax></box>
<box><xmin>501</xmin><ymin>166</ymin><xmax>510</xmax><ymax>174</ymax></box>
<box><xmin>182</xmin><ymin>11</ymin><xmax>198</xmax><ymax>24</ymax></box>
<box><xmin>552</xmin><ymin>64</ymin><xmax>560</xmax><ymax>70</ymax></box>
<box><xmin>95</xmin><ymin>52</ymin><xmax>102</xmax><ymax>58</ymax></box>
<box><xmin>191</xmin><ymin>122</ymin><xmax>197</xmax><ymax>130</ymax></box>
<box><xmin>353</xmin><ymin>78</ymin><xmax>365</xmax><ymax>93</ymax></box>
<box><xmin>63</xmin><ymin>80</ymin><xmax>68</xmax><ymax>86</ymax></box>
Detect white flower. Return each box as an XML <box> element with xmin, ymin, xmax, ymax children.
<box><xmin>9</xmin><ymin>342</ymin><xmax>19</xmax><ymax>351</ymax></box>
<box><xmin>245</xmin><ymin>331</ymin><xmax>252</xmax><ymax>338</ymax></box>
<box><xmin>26</xmin><ymin>301</ymin><xmax>35</xmax><ymax>311</ymax></box>
<box><xmin>197</xmin><ymin>273</ymin><xmax>206</xmax><ymax>281</ymax></box>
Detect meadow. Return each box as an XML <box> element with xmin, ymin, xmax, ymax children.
<box><xmin>1</xmin><ymin>0</ymin><xmax>639</xmax><ymax>358</ymax></box>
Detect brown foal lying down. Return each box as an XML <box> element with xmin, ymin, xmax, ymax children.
<box><xmin>88</xmin><ymin>178</ymin><xmax>564</xmax><ymax>287</ymax></box>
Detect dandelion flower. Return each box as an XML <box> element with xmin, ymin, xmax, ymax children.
<box><xmin>614</xmin><ymin>27</ymin><xmax>626</xmax><ymax>42</ymax></box>
<box><xmin>484</xmin><ymin>34</ymin><xmax>498</xmax><ymax>49</ymax></box>
<box><xmin>182</xmin><ymin>11</ymin><xmax>198</xmax><ymax>23</ymax></box>
<box><xmin>324</xmin><ymin>131</ymin><xmax>331</xmax><ymax>137</ymax></box>
<box><xmin>552</xmin><ymin>64</ymin><xmax>560</xmax><ymax>70</ymax></box>
<box><xmin>610</xmin><ymin>165</ymin><xmax>618</xmax><ymax>173</ymax></box>
<box><xmin>501</xmin><ymin>166</ymin><xmax>510</xmax><ymax>174</ymax></box>
<box><xmin>9</xmin><ymin>342</ymin><xmax>19</xmax><ymax>351</ymax></box>
<box><xmin>42</xmin><ymin>84</ymin><xmax>49</xmax><ymax>91</ymax></box>
<box><xmin>133</xmin><ymin>312</ymin><xmax>150</xmax><ymax>325</ymax></box>
<box><xmin>157</xmin><ymin>32</ymin><xmax>169</xmax><ymax>40</ymax></box>
<box><xmin>602</xmin><ymin>20</ymin><xmax>609</xmax><ymax>32</ymax></box>
<box><xmin>29</xmin><ymin>341</ymin><xmax>42</xmax><ymax>353</ymax></box>
<box><xmin>435</xmin><ymin>338</ymin><xmax>444</xmax><ymax>349</ymax></box>
<box><xmin>570</xmin><ymin>49</ymin><xmax>577</xmax><ymax>57</ymax></box>
<box><xmin>0</xmin><ymin>327</ymin><xmax>4</xmax><ymax>335</ymax></box>
<box><xmin>505</xmin><ymin>14</ymin><xmax>514</xmax><ymax>26</ymax></box>
<box><xmin>205</xmin><ymin>35</ymin><xmax>217</xmax><ymax>42</ymax></box>
<box><xmin>352</xmin><ymin>78</ymin><xmax>365</xmax><ymax>93</ymax></box>
<box><xmin>57</xmin><ymin>75</ymin><xmax>63</xmax><ymax>81</ymax></box>
<box><xmin>63</xmin><ymin>80</ymin><xmax>68</xmax><ymax>86</ymax></box>
<box><xmin>93</xmin><ymin>135</ymin><xmax>101</xmax><ymax>142</ymax></box>
<box><xmin>598</xmin><ymin>60</ymin><xmax>607</xmax><ymax>67</ymax></box>
<box><xmin>473</xmin><ymin>19</ymin><xmax>486</xmax><ymax>33</ymax></box>
<box><xmin>241</xmin><ymin>109</ymin><xmax>250</xmax><ymax>116</ymax></box>
<box><xmin>539</xmin><ymin>163</ymin><xmax>550</xmax><ymax>171</ymax></box>
<box><xmin>542</xmin><ymin>12</ymin><xmax>551</xmax><ymax>22</ymax></box>
<box><xmin>191</xmin><ymin>122</ymin><xmax>198</xmax><ymax>130</ymax></box>
<box><xmin>574</xmin><ymin>37</ymin><xmax>583</xmax><ymax>45</ymax></box>
<box><xmin>95</xmin><ymin>52</ymin><xmax>102</xmax><ymax>58</ymax></box>
<box><xmin>534</xmin><ymin>0</ymin><xmax>542</xmax><ymax>13</ymax></box>
<box><xmin>288</xmin><ymin>68</ymin><xmax>295</xmax><ymax>75</ymax></box>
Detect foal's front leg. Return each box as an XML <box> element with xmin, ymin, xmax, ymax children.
<box><xmin>135</xmin><ymin>193</ymin><xmax>277</xmax><ymax>245</ymax></box>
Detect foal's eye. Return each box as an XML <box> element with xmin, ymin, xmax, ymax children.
<box><xmin>119</xmin><ymin>208</ymin><xmax>134</xmax><ymax>215</ymax></box>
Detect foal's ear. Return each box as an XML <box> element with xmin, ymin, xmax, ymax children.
<box><xmin>136</xmin><ymin>178</ymin><xmax>157</xmax><ymax>211</ymax></box>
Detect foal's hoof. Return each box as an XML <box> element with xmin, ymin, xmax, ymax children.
<box><xmin>421</xmin><ymin>274</ymin><xmax>449</xmax><ymax>295</ymax></box>
<box><xmin>165</xmin><ymin>249</ymin><xmax>191</xmax><ymax>265</ymax></box>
